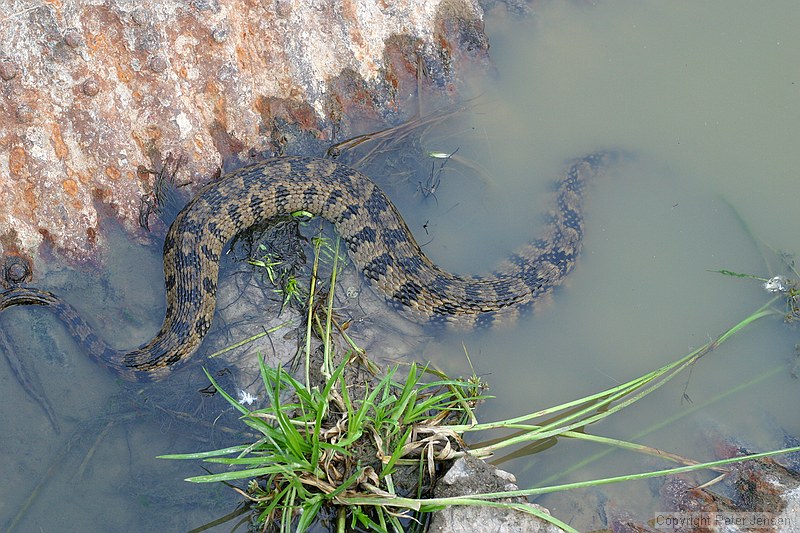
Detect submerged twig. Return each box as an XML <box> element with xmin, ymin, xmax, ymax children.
<box><xmin>5</xmin><ymin>412</ymin><xmax>140</xmax><ymax>532</ymax></box>
<box><xmin>0</xmin><ymin>328</ymin><xmax>60</xmax><ymax>434</ymax></box>
<box><xmin>327</xmin><ymin>99</ymin><xmax>483</xmax><ymax>169</ymax></box>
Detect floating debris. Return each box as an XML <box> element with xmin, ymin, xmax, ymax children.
<box><xmin>237</xmin><ymin>389</ymin><xmax>258</xmax><ymax>406</ymax></box>
<box><xmin>763</xmin><ymin>275</ymin><xmax>791</xmax><ymax>293</ymax></box>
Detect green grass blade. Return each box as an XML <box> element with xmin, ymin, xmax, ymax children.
<box><xmin>157</xmin><ymin>444</ymin><xmax>251</xmax><ymax>460</ymax></box>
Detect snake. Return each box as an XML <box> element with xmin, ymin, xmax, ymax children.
<box><xmin>0</xmin><ymin>153</ymin><xmax>617</xmax><ymax>381</ymax></box>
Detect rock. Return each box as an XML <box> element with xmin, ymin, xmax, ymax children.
<box><xmin>0</xmin><ymin>0</ymin><xmax>489</xmax><ymax>269</ymax></box>
<box><xmin>778</xmin><ymin>487</ymin><xmax>800</xmax><ymax>533</ymax></box>
<box><xmin>429</xmin><ymin>454</ymin><xmax>564</xmax><ymax>533</ymax></box>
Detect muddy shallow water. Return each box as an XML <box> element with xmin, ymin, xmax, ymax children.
<box><xmin>425</xmin><ymin>1</ymin><xmax>800</xmax><ymax>527</ymax></box>
<box><xmin>2</xmin><ymin>1</ymin><xmax>800</xmax><ymax>531</ymax></box>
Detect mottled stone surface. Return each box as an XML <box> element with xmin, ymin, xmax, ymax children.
<box><xmin>430</xmin><ymin>454</ymin><xmax>564</xmax><ymax>533</ymax></box>
<box><xmin>0</xmin><ymin>0</ymin><xmax>489</xmax><ymax>268</ymax></box>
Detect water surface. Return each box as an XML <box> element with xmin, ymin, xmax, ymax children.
<box><xmin>2</xmin><ymin>1</ymin><xmax>799</xmax><ymax>530</ymax></box>
<box><xmin>424</xmin><ymin>1</ymin><xmax>800</xmax><ymax>527</ymax></box>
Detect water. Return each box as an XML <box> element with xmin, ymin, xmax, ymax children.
<box><xmin>2</xmin><ymin>1</ymin><xmax>800</xmax><ymax>530</ymax></box>
<box><xmin>423</xmin><ymin>1</ymin><xmax>800</xmax><ymax>527</ymax></box>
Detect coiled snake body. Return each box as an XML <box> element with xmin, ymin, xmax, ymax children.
<box><xmin>0</xmin><ymin>154</ymin><xmax>615</xmax><ymax>381</ymax></box>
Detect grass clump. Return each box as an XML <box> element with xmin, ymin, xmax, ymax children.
<box><xmin>163</xmin><ymin>352</ymin><xmax>486</xmax><ymax>532</ymax></box>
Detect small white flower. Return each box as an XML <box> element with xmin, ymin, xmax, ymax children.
<box><xmin>237</xmin><ymin>389</ymin><xmax>258</xmax><ymax>406</ymax></box>
<box><xmin>763</xmin><ymin>276</ymin><xmax>790</xmax><ymax>293</ymax></box>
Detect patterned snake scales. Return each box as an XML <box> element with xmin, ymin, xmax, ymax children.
<box><xmin>0</xmin><ymin>153</ymin><xmax>616</xmax><ymax>381</ymax></box>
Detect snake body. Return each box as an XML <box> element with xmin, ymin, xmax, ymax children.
<box><xmin>0</xmin><ymin>153</ymin><xmax>615</xmax><ymax>381</ymax></box>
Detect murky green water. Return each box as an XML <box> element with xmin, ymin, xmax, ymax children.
<box><xmin>2</xmin><ymin>2</ymin><xmax>799</xmax><ymax>531</ymax></box>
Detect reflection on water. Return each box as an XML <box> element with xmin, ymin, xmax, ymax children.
<box><xmin>2</xmin><ymin>1</ymin><xmax>800</xmax><ymax>530</ymax></box>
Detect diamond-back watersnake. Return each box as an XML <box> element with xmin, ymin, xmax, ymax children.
<box><xmin>0</xmin><ymin>153</ymin><xmax>616</xmax><ymax>381</ymax></box>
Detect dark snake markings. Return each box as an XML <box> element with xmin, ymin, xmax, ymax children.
<box><xmin>0</xmin><ymin>153</ymin><xmax>617</xmax><ymax>382</ymax></box>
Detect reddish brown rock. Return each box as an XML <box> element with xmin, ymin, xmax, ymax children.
<box><xmin>0</xmin><ymin>0</ymin><xmax>489</xmax><ymax>268</ymax></box>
